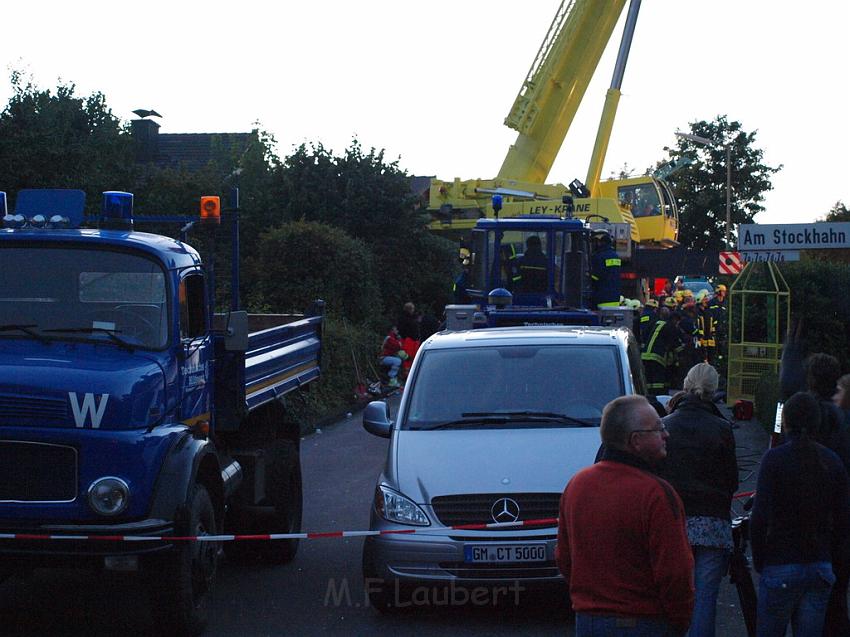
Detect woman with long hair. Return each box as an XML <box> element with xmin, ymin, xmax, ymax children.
<box><xmin>750</xmin><ymin>391</ymin><xmax>850</xmax><ymax>636</ymax></box>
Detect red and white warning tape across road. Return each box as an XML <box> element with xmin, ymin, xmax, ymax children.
<box><xmin>0</xmin><ymin>492</ymin><xmax>757</xmax><ymax>543</ymax></box>
<box><xmin>0</xmin><ymin>517</ymin><xmax>558</xmax><ymax>543</ymax></box>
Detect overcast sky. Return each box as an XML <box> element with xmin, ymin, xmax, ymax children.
<box><xmin>2</xmin><ymin>1</ymin><xmax>848</xmax><ymax>225</ymax></box>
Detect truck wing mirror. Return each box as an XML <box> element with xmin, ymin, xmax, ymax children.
<box><xmin>224</xmin><ymin>310</ymin><xmax>249</xmax><ymax>351</ymax></box>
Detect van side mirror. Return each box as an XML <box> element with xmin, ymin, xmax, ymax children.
<box><xmin>362</xmin><ymin>401</ymin><xmax>393</xmax><ymax>438</ymax></box>
<box><xmin>225</xmin><ymin>310</ymin><xmax>249</xmax><ymax>351</ymax></box>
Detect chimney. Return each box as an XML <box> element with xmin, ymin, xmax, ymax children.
<box><xmin>131</xmin><ymin>119</ymin><xmax>160</xmax><ymax>162</ymax></box>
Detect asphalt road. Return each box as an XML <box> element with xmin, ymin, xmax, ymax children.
<box><xmin>0</xmin><ymin>399</ymin><xmax>767</xmax><ymax>636</ymax></box>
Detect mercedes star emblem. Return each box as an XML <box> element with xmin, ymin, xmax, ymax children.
<box><xmin>490</xmin><ymin>497</ymin><xmax>521</xmax><ymax>524</ymax></box>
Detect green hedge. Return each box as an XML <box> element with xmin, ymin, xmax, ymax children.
<box><xmin>780</xmin><ymin>258</ymin><xmax>850</xmax><ymax>372</ymax></box>
<box><xmin>284</xmin><ymin>316</ymin><xmax>382</xmax><ymax>433</ymax></box>
<box><xmin>248</xmin><ymin>220</ymin><xmax>382</xmax><ymax>326</ymax></box>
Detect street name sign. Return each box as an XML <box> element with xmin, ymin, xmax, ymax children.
<box><xmin>738</xmin><ymin>223</ymin><xmax>850</xmax><ymax>250</ymax></box>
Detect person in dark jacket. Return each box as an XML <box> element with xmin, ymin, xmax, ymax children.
<box><xmin>397</xmin><ymin>301</ymin><xmax>420</xmax><ymax>342</ymax></box>
<box><xmin>657</xmin><ymin>363</ymin><xmax>738</xmax><ymax>637</ymax></box>
<box><xmin>516</xmin><ymin>235</ymin><xmax>548</xmax><ymax>294</ymax></box>
<box><xmin>397</xmin><ymin>302</ymin><xmax>421</xmax><ymax>373</ymax></box>
<box><xmin>779</xmin><ymin>324</ymin><xmax>850</xmax><ymax>636</ymax></box>
<box><xmin>750</xmin><ymin>392</ymin><xmax>850</xmax><ymax>637</ymax></box>
<box><xmin>835</xmin><ymin>374</ymin><xmax>850</xmax><ymax>425</ymax></box>
<box><xmin>590</xmin><ymin>230</ymin><xmax>621</xmax><ymax>309</ymax></box>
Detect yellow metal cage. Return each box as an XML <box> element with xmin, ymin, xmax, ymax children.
<box><xmin>726</xmin><ymin>262</ymin><xmax>791</xmax><ymax>405</ymax></box>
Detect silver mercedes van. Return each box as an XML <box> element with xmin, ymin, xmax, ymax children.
<box><xmin>361</xmin><ymin>325</ymin><xmax>646</xmax><ymax>610</ymax></box>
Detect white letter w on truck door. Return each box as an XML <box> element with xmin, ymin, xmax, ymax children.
<box><xmin>69</xmin><ymin>392</ymin><xmax>110</xmax><ymax>428</ymax></box>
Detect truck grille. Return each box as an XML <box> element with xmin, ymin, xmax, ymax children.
<box><xmin>0</xmin><ymin>441</ymin><xmax>77</xmax><ymax>502</ymax></box>
<box><xmin>431</xmin><ymin>493</ymin><xmax>560</xmax><ymax>528</ymax></box>
<box><xmin>0</xmin><ymin>393</ymin><xmax>68</xmax><ymax>424</ymax></box>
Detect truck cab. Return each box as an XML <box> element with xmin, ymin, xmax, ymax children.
<box><xmin>450</xmin><ymin>215</ymin><xmax>633</xmax><ymax>330</ymax></box>
<box><xmin>0</xmin><ymin>189</ymin><xmax>322</xmax><ymax>634</ymax></box>
<box><xmin>468</xmin><ymin>217</ymin><xmax>592</xmax><ymax>310</ymax></box>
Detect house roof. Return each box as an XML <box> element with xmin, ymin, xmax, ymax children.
<box><xmin>155</xmin><ymin>133</ymin><xmax>253</xmax><ymax>170</ymax></box>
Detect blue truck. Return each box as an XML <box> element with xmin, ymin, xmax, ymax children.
<box><xmin>0</xmin><ymin>189</ymin><xmax>323</xmax><ymax>634</ymax></box>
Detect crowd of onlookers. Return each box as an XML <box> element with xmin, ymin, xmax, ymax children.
<box><xmin>559</xmin><ymin>325</ymin><xmax>850</xmax><ymax>636</ymax></box>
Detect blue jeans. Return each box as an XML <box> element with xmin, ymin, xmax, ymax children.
<box><xmin>756</xmin><ymin>562</ymin><xmax>835</xmax><ymax>637</ymax></box>
<box><xmin>575</xmin><ymin>613</ymin><xmax>681</xmax><ymax>636</ymax></box>
<box><xmin>380</xmin><ymin>356</ymin><xmax>401</xmax><ymax>379</ymax></box>
<box><xmin>688</xmin><ymin>546</ymin><xmax>730</xmax><ymax>637</ymax></box>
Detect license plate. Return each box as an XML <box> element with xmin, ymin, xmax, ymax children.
<box><xmin>464</xmin><ymin>543</ymin><xmax>547</xmax><ymax>563</ymax></box>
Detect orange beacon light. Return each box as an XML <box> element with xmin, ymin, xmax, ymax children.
<box><xmin>200</xmin><ymin>196</ymin><xmax>221</xmax><ymax>223</ymax></box>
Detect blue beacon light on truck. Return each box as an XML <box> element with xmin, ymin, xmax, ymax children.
<box><xmin>101</xmin><ymin>191</ymin><xmax>134</xmax><ymax>225</ymax></box>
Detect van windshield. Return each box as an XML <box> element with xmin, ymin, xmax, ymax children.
<box><xmin>403</xmin><ymin>345</ymin><xmax>623</xmax><ymax>430</ymax></box>
<box><xmin>0</xmin><ymin>246</ymin><xmax>169</xmax><ymax>349</ymax></box>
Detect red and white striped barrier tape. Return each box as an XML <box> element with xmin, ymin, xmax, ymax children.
<box><xmin>0</xmin><ymin>492</ymin><xmax>757</xmax><ymax>543</ymax></box>
<box><xmin>0</xmin><ymin>517</ymin><xmax>558</xmax><ymax>543</ymax></box>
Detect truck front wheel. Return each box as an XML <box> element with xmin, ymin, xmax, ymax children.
<box><xmin>148</xmin><ymin>484</ymin><xmax>219</xmax><ymax>636</ymax></box>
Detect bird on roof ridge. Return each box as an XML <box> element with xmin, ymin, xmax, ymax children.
<box><xmin>132</xmin><ymin>109</ymin><xmax>162</xmax><ymax>119</ymax></box>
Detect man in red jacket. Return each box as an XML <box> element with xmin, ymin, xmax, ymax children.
<box><xmin>556</xmin><ymin>395</ymin><xmax>694</xmax><ymax>636</ymax></box>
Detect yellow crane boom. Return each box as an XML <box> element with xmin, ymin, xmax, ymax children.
<box><xmin>427</xmin><ymin>0</ymin><xmax>678</xmax><ymax>249</ymax></box>
<box><xmin>499</xmin><ymin>0</ymin><xmax>627</xmax><ymax>184</ymax></box>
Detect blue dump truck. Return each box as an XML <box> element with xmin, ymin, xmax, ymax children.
<box><xmin>0</xmin><ymin>189</ymin><xmax>323</xmax><ymax>634</ymax></box>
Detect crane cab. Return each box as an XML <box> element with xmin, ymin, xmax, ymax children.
<box><xmin>598</xmin><ymin>176</ymin><xmax>679</xmax><ymax>247</ymax></box>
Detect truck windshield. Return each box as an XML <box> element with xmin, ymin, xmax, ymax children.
<box><xmin>0</xmin><ymin>246</ymin><xmax>169</xmax><ymax>349</ymax></box>
<box><xmin>403</xmin><ymin>345</ymin><xmax>624</xmax><ymax>430</ymax></box>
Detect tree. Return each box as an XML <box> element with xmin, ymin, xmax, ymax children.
<box><xmin>0</xmin><ymin>72</ymin><xmax>134</xmax><ymax>209</ymax></box>
<box><xmin>660</xmin><ymin>116</ymin><xmax>781</xmax><ymax>251</ymax></box>
<box><xmin>822</xmin><ymin>201</ymin><xmax>850</xmax><ymax>222</ymax></box>
<box><xmin>271</xmin><ymin>139</ymin><xmax>457</xmax><ymax>316</ymax></box>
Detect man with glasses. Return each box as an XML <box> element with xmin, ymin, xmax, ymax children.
<box><xmin>556</xmin><ymin>395</ymin><xmax>695</xmax><ymax>636</ymax></box>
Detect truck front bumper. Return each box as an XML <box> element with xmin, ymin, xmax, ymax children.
<box><xmin>0</xmin><ymin>517</ymin><xmax>176</xmax><ymax>569</ymax></box>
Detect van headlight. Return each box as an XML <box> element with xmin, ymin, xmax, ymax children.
<box><xmin>375</xmin><ymin>485</ymin><xmax>430</xmax><ymax>526</ymax></box>
<box><xmin>87</xmin><ymin>477</ymin><xmax>130</xmax><ymax>516</ymax></box>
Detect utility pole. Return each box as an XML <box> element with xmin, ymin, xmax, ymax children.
<box><xmin>725</xmin><ymin>143</ymin><xmax>732</xmax><ymax>249</ymax></box>
<box><xmin>675</xmin><ymin>131</ymin><xmax>733</xmax><ymax>249</ymax></box>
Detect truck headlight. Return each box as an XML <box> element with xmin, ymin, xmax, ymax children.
<box><xmin>87</xmin><ymin>477</ymin><xmax>130</xmax><ymax>516</ymax></box>
<box><xmin>375</xmin><ymin>485</ymin><xmax>430</xmax><ymax>526</ymax></box>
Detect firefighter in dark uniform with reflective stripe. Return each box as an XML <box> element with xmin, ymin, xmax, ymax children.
<box><xmin>516</xmin><ymin>235</ymin><xmax>548</xmax><ymax>293</ymax></box>
<box><xmin>590</xmin><ymin>230</ymin><xmax>621</xmax><ymax>309</ymax></box>
<box><xmin>696</xmin><ymin>290</ymin><xmax>717</xmax><ymax>364</ymax></box>
<box><xmin>452</xmin><ymin>247</ymin><xmax>472</xmax><ymax>304</ymax></box>
<box><xmin>501</xmin><ymin>243</ymin><xmax>521</xmax><ymax>289</ymax></box>
<box><xmin>639</xmin><ymin>298</ymin><xmax>659</xmax><ymax>344</ymax></box>
<box><xmin>709</xmin><ymin>284</ymin><xmax>728</xmax><ymax>381</ymax></box>
<box><xmin>641</xmin><ymin>308</ymin><xmax>684</xmax><ymax>397</ymax></box>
